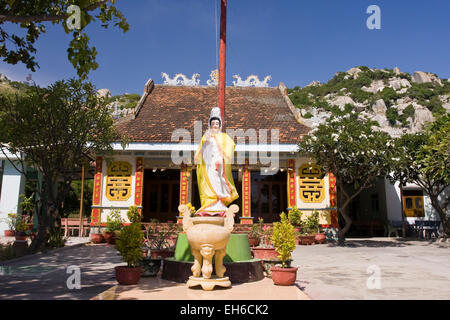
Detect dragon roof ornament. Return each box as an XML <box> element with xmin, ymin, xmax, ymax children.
<box><xmin>161</xmin><ymin>72</ymin><xmax>200</xmax><ymax>86</ymax></box>
<box><xmin>232</xmin><ymin>75</ymin><xmax>271</xmax><ymax>87</ymax></box>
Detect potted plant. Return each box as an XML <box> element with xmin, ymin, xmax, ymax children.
<box><xmin>2</xmin><ymin>213</ymin><xmax>17</xmax><ymax>237</ymax></box>
<box><xmin>103</xmin><ymin>209</ymin><xmax>123</xmax><ymax>244</ymax></box>
<box><xmin>115</xmin><ymin>222</ymin><xmax>143</xmax><ymax>285</ymax></box>
<box><xmin>144</xmin><ymin>224</ymin><xmax>177</xmax><ymax>259</ymax></box>
<box><xmin>251</xmin><ymin>223</ymin><xmax>279</xmax><ymax>260</ymax></box>
<box><xmin>299</xmin><ymin>211</ymin><xmax>319</xmax><ymax>245</ymax></box>
<box><xmin>90</xmin><ymin>220</ymin><xmax>104</xmax><ymax>244</ymax></box>
<box><xmin>313</xmin><ymin>210</ymin><xmax>326</xmax><ymax>244</ymax></box>
<box><xmin>127</xmin><ymin>205</ymin><xmax>142</xmax><ymax>224</ymax></box>
<box><xmin>288</xmin><ymin>206</ymin><xmax>302</xmax><ymax>233</ymax></box>
<box><xmin>248</xmin><ymin>217</ymin><xmax>264</xmax><ymax>247</ymax></box>
<box><xmin>19</xmin><ymin>193</ymin><xmax>35</xmax><ymax>232</ymax></box>
<box><xmin>14</xmin><ymin>214</ymin><xmax>28</xmax><ymax>241</ymax></box>
<box><xmin>270</xmin><ymin>212</ymin><xmax>298</xmax><ymax>286</ymax></box>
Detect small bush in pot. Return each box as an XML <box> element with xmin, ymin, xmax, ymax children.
<box><xmin>127</xmin><ymin>206</ymin><xmax>142</xmax><ymax>223</ymax></box>
<box><xmin>288</xmin><ymin>206</ymin><xmax>302</xmax><ymax>231</ymax></box>
<box><xmin>115</xmin><ymin>222</ymin><xmax>143</xmax><ymax>285</ymax></box>
<box><xmin>248</xmin><ymin>218</ymin><xmax>264</xmax><ymax>247</ymax></box>
<box><xmin>270</xmin><ymin>212</ymin><xmax>298</xmax><ymax>286</ymax></box>
<box><xmin>2</xmin><ymin>213</ymin><xmax>17</xmax><ymax>237</ymax></box>
<box><xmin>104</xmin><ymin>209</ymin><xmax>123</xmax><ymax>244</ymax></box>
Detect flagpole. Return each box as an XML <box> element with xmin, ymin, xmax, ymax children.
<box><xmin>218</xmin><ymin>0</ymin><xmax>227</xmax><ymax>128</ymax></box>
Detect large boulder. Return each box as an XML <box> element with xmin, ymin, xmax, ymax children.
<box><xmin>412</xmin><ymin>71</ymin><xmax>442</xmax><ymax>86</ymax></box>
<box><xmin>329</xmin><ymin>96</ymin><xmax>356</xmax><ymax>110</ymax></box>
<box><xmin>413</xmin><ymin>71</ymin><xmax>432</xmax><ymax>84</ymax></box>
<box><xmin>389</xmin><ymin>78</ymin><xmax>411</xmax><ymax>90</ymax></box>
<box><xmin>411</xmin><ymin>106</ymin><xmax>434</xmax><ymax>132</ymax></box>
<box><xmin>372</xmin><ymin>99</ymin><xmax>387</xmax><ymax>115</ymax></box>
<box><xmin>362</xmin><ymin>80</ymin><xmax>385</xmax><ymax>93</ymax></box>
<box><xmin>97</xmin><ymin>88</ymin><xmax>111</xmax><ymax>98</ymax></box>
<box><xmin>346</xmin><ymin>67</ymin><xmax>362</xmax><ymax>79</ymax></box>
<box><xmin>393</xmin><ymin>67</ymin><xmax>401</xmax><ymax>75</ymax></box>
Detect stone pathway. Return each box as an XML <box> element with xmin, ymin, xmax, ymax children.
<box><xmin>1</xmin><ymin>236</ymin><xmax>449</xmax><ymax>300</ymax></box>
<box><xmin>0</xmin><ymin>240</ymin><xmax>122</xmax><ymax>300</ymax></box>
<box><xmin>294</xmin><ymin>237</ymin><xmax>450</xmax><ymax>300</ymax></box>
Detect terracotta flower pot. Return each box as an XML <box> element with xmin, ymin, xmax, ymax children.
<box><xmin>90</xmin><ymin>233</ymin><xmax>104</xmax><ymax>244</ymax></box>
<box><xmin>248</xmin><ymin>236</ymin><xmax>260</xmax><ymax>247</ymax></box>
<box><xmin>251</xmin><ymin>247</ymin><xmax>279</xmax><ymax>260</ymax></box>
<box><xmin>15</xmin><ymin>232</ymin><xmax>27</xmax><ymax>241</ymax></box>
<box><xmin>299</xmin><ymin>235</ymin><xmax>315</xmax><ymax>245</ymax></box>
<box><xmin>150</xmin><ymin>249</ymin><xmax>174</xmax><ymax>259</ymax></box>
<box><xmin>4</xmin><ymin>230</ymin><xmax>15</xmax><ymax>237</ymax></box>
<box><xmin>271</xmin><ymin>266</ymin><xmax>298</xmax><ymax>286</ymax></box>
<box><xmin>115</xmin><ymin>266</ymin><xmax>142</xmax><ymax>285</ymax></box>
<box><xmin>103</xmin><ymin>232</ymin><xmax>116</xmax><ymax>244</ymax></box>
<box><xmin>315</xmin><ymin>233</ymin><xmax>326</xmax><ymax>244</ymax></box>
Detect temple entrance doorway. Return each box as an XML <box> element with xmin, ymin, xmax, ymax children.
<box><xmin>143</xmin><ymin>169</ymin><xmax>180</xmax><ymax>222</ymax></box>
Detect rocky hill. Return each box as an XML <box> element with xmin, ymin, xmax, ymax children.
<box><xmin>288</xmin><ymin>67</ymin><xmax>450</xmax><ymax>136</ymax></box>
<box><xmin>0</xmin><ymin>74</ymin><xmax>139</xmax><ymax>120</ymax></box>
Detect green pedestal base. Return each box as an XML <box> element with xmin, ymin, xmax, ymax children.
<box><xmin>174</xmin><ymin>233</ymin><xmax>253</xmax><ymax>262</ymax></box>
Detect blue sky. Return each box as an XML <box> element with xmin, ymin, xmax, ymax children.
<box><xmin>1</xmin><ymin>0</ymin><xmax>449</xmax><ymax>95</ymax></box>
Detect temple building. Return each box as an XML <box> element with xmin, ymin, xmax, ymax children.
<box><xmin>89</xmin><ymin>78</ymin><xmax>339</xmax><ymax>231</ymax></box>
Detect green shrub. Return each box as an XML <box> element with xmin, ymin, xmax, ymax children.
<box><xmin>303</xmin><ymin>112</ymin><xmax>313</xmax><ymax>119</ymax></box>
<box><xmin>271</xmin><ymin>212</ymin><xmax>296</xmax><ymax>268</ymax></box>
<box><xmin>381</xmin><ymin>87</ymin><xmax>400</xmax><ymax>107</ymax></box>
<box><xmin>386</xmin><ymin>107</ymin><xmax>400</xmax><ymax>126</ymax></box>
<box><xmin>115</xmin><ymin>223</ymin><xmax>143</xmax><ymax>267</ymax></box>
<box><xmin>301</xmin><ymin>211</ymin><xmax>319</xmax><ymax>234</ymax></box>
<box><xmin>106</xmin><ymin>209</ymin><xmax>123</xmax><ymax>233</ymax></box>
<box><xmin>126</xmin><ymin>206</ymin><xmax>141</xmax><ymax>223</ymax></box>
<box><xmin>288</xmin><ymin>206</ymin><xmax>302</xmax><ymax>226</ymax></box>
<box><xmin>47</xmin><ymin>227</ymin><xmax>66</xmax><ymax>248</ymax></box>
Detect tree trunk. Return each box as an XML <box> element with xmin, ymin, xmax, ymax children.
<box><xmin>27</xmin><ymin>177</ymin><xmax>61</xmax><ymax>253</ymax></box>
<box><xmin>429</xmin><ymin>194</ymin><xmax>450</xmax><ymax>238</ymax></box>
<box><xmin>337</xmin><ymin>207</ymin><xmax>352</xmax><ymax>246</ymax></box>
<box><xmin>399</xmin><ymin>181</ymin><xmax>406</xmax><ymax>238</ymax></box>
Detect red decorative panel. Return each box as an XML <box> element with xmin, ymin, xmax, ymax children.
<box><xmin>241</xmin><ymin>158</ymin><xmax>252</xmax><ymax>224</ymax></box>
<box><xmin>287</xmin><ymin>159</ymin><xmax>296</xmax><ymax>208</ymax></box>
<box><xmin>179</xmin><ymin>163</ymin><xmax>188</xmax><ymax>206</ymax></box>
<box><xmin>328</xmin><ymin>172</ymin><xmax>339</xmax><ymax>228</ymax></box>
<box><xmin>134</xmin><ymin>157</ymin><xmax>144</xmax><ymax>214</ymax></box>
<box><xmin>90</xmin><ymin>157</ymin><xmax>103</xmax><ymax>225</ymax></box>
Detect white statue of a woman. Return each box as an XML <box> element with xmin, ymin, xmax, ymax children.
<box><xmin>194</xmin><ymin>107</ymin><xmax>238</xmax><ymax>216</ymax></box>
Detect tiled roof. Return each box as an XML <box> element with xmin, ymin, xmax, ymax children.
<box><xmin>115</xmin><ymin>85</ymin><xmax>310</xmax><ymax>144</ymax></box>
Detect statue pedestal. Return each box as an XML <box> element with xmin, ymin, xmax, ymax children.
<box><xmin>187</xmin><ymin>276</ymin><xmax>231</xmax><ymax>291</ymax></box>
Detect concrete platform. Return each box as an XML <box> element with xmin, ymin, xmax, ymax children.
<box><xmin>93</xmin><ymin>276</ymin><xmax>310</xmax><ymax>300</ymax></box>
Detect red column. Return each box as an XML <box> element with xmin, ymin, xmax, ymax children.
<box><xmin>218</xmin><ymin>0</ymin><xmax>227</xmax><ymax>125</ymax></box>
<box><xmin>134</xmin><ymin>157</ymin><xmax>144</xmax><ymax>217</ymax></box>
<box><xmin>287</xmin><ymin>159</ymin><xmax>297</xmax><ymax>208</ymax></box>
<box><xmin>329</xmin><ymin>173</ymin><xmax>339</xmax><ymax>228</ymax></box>
<box><xmin>240</xmin><ymin>159</ymin><xmax>252</xmax><ymax>224</ymax></box>
<box><xmin>90</xmin><ymin>157</ymin><xmax>103</xmax><ymax>226</ymax></box>
<box><xmin>178</xmin><ymin>163</ymin><xmax>188</xmax><ymax>224</ymax></box>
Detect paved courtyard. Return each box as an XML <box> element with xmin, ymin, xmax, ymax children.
<box><xmin>0</xmin><ymin>237</ymin><xmax>449</xmax><ymax>300</ymax></box>
<box><xmin>294</xmin><ymin>238</ymin><xmax>450</xmax><ymax>300</ymax></box>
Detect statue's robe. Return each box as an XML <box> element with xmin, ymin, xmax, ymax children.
<box><xmin>194</xmin><ymin>132</ymin><xmax>239</xmax><ymax>215</ymax></box>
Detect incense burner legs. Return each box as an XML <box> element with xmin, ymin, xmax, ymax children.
<box><xmin>179</xmin><ymin>204</ymin><xmax>239</xmax><ymax>291</ymax></box>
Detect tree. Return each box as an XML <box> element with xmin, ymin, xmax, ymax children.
<box><xmin>0</xmin><ymin>0</ymin><xmax>129</xmax><ymax>79</ymax></box>
<box><xmin>0</xmin><ymin>79</ymin><xmax>120</xmax><ymax>252</ymax></box>
<box><xmin>391</xmin><ymin>115</ymin><xmax>450</xmax><ymax>237</ymax></box>
<box><xmin>298</xmin><ymin>113</ymin><xmax>395</xmax><ymax>245</ymax></box>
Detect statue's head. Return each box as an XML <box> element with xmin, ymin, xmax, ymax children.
<box><xmin>208</xmin><ymin>107</ymin><xmax>222</xmax><ymax>133</ymax></box>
